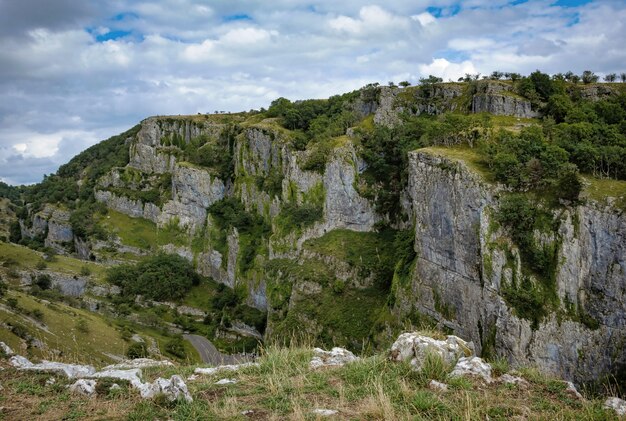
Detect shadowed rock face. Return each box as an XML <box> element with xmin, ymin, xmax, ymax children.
<box><xmin>399</xmin><ymin>150</ymin><xmax>626</xmax><ymax>383</ymax></box>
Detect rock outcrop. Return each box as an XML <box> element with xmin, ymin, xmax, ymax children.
<box><xmin>399</xmin><ymin>150</ymin><xmax>626</xmax><ymax>383</ymax></box>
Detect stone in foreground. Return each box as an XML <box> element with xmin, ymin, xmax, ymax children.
<box><xmin>10</xmin><ymin>355</ymin><xmax>96</xmax><ymax>378</ymax></box>
<box><xmin>310</xmin><ymin>347</ymin><xmax>359</xmax><ymax>369</ymax></box>
<box><xmin>389</xmin><ymin>333</ymin><xmax>474</xmax><ymax>370</ymax></box>
<box><xmin>449</xmin><ymin>357</ymin><xmax>492</xmax><ymax>383</ymax></box>
<box><xmin>70</xmin><ymin>379</ymin><xmax>97</xmax><ymax>396</ymax></box>
<box><xmin>604</xmin><ymin>397</ymin><xmax>626</xmax><ymax>416</ymax></box>
<box><xmin>194</xmin><ymin>362</ymin><xmax>259</xmax><ymax>376</ymax></box>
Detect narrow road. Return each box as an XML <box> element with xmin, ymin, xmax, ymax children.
<box><xmin>183</xmin><ymin>334</ymin><xmax>249</xmax><ymax>365</ymax></box>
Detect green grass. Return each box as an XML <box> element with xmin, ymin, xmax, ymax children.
<box><xmin>583</xmin><ymin>176</ymin><xmax>626</xmax><ymax>209</ymax></box>
<box><xmin>0</xmin><ymin>340</ymin><xmax>620</xmax><ymax>420</ymax></box>
<box><xmin>0</xmin><ymin>290</ymin><xmax>127</xmax><ymax>365</ymax></box>
<box><xmin>0</xmin><ymin>242</ymin><xmax>106</xmax><ymax>280</ymax></box>
<box><xmin>418</xmin><ymin>145</ymin><xmax>495</xmax><ymax>182</ymax></box>
<box><xmin>98</xmin><ymin>210</ymin><xmax>157</xmax><ymax>250</ymax></box>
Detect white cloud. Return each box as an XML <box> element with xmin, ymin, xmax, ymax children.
<box><xmin>1</xmin><ymin>0</ymin><xmax>626</xmax><ymax>184</ymax></box>
<box><xmin>418</xmin><ymin>58</ymin><xmax>478</xmax><ymax>81</ymax></box>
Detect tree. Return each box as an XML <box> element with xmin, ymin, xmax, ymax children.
<box><xmin>490</xmin><ymin>71</ymin><xmax>504</xmax><ymax>80</ymax></box>
<box><xmin>571</xmin><ymin>74</ymin><xmax>580</xmax><ymax>84</ymax></box>
<box><xmin>529</xmin><ymin>70</ymin><xmax>553</xmax><ymax>101</ymax></box>
<box><xmin>556</xmin><ymin>164</ymin><xmax>583</xmax><ymax>202</ymax></box>
<box><xmin>581</xmin><ymin>70</ymin><xmax>598</xmax><ymax>84</ymax></box>
<box><xmin>621</xmin><ymin>73</ymin><xmax>626</xmax><ymax>83</ymax></box>
<box><xmin>604</xmin><ymin>73</ymin><xmax>617</xmax><ymax>82</ymax></box>
<box><xmin>419</xmin><ymin>75</ymin><xmax>443</xmax><ymax>84</ymax></box>
<box><xmin>399</xmin><ymin>81</ymin><xmax>411</xmax><ymax>88</ymax></box>
<box><xmin>126</xmin><ymin>342</ymin><xmax>148</xmax><ymax>359</ymax></box>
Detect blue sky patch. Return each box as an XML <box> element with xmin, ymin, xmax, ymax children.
<box><xmin>223</xmin><ymin>14</ymin><xmax>252</xmax><ymax>22</ymax></box>
<box><xmin>552</xmin><ymin>0</ymin><xmax>593</xmax><ymax>7</ymax></box>
<box><xmin>93</xmin><ymin>30</ymin><xmax>132</xmax><ymax>42</ymax></box>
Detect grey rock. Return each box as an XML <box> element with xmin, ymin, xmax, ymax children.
<box><xmin>604</xmin><ymin>397</ymin><xmax>626</xmax><ymax>416</ymax></box>
<box><xmin>310</xmin><ymin>347</ymin><xmax>359</xmax><ymax>369</ymax></box>
<box><xmin>449</xmin><ymin>356</ymin><xmax>493</xmax><ymax>383</ymax></box>
<box><xmin>428</xmin><ymin>380</ymin><xmax>449</xmax><ymax>392</ymax></box>
<box><xmin>389</xmin><ymin>333</ymin><xmax>474</xmax><ymax>370</ymax></box>
<box><xmin>70</xmin><ymin>379</ymin><xmax>97</xmax><ymax>396</ymax></box>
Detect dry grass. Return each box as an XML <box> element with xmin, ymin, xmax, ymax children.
<box><xmin>0</xmin><ymin>344</ymin><xmax>620</xmax><ymax>420</ymax></box>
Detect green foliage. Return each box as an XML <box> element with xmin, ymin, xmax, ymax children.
<box><xmin>275</xmin><ymin>202</ymin><xmax>323</xmax><ymax>232</ymax></box>
<box><xmin>33</xmin><ymin>274</ymin><xmax>52</xmax><ymax>290</ymax></box>
<box><xmin>126</xmin><ymin>341</ymin><xmax>149</xmax><ymax>359</ymax></box>
<box><xmin>165</xmin><ymin>336</ymin><xmax>187</xmax><ymax>359</ymax></box>
<box><xmin>184</xmin><ymin>126</ymin><xmax>237</xmax><ymax>180</ymax></box>
<box><xmin>106</xmin><ymin>253</ymin><xmax>200</xmax><ymax>301</ymax></box>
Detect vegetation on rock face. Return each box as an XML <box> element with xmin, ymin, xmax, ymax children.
<box><xmin>107</xmin><ymin>253</ymin><xmax>200</xmax><ymax>301</ymax></box>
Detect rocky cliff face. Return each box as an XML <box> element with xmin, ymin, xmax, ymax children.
<box><xmin>398</xmin><ymin>150</ymin><xmax>626</xmax><ymax>383</ymax></box>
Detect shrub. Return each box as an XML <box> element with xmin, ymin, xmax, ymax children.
<box><xmin>33</xmin><ymin>274</ymin><xmax>52</xmax><ymax>290</ymax></box>
<box><xmin>79</xmin><ymin>266</ymin><xmax>91</xmax><ymax>277</ymax></box>
<box><xmin>165</xmin><ymin>337</ymin><xmax>187</xmax><ymax>359</ymax></box>
<box><xmin>107</xmin><ymin>253</ymin><xmax>200</xmax><ymax>301</ymax></box>
<box><xmin>126</xmin><ymin>342</ymin><xmax>148</xmax><ymax>359</ymax></box>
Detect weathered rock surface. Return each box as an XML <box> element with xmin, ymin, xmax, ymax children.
<box><xmin>449</xmin><ymin>357</ymin><xmax>493</xmax><ymax>383</ymax></box>
<box><xmin>400</xmin><ymin>150</ymin><xmax>626</xmax><ymax>383</ymax></box>
<box><xmin>428</xmin><ymin>380</ymin><xmax>448</xmax><ymax>392</ymax></box>
<box><xmin>0</xmin><ymin>342</ymin><xmax>14</xmax><ymax>356</ymax></box>
<box><xmin>10</xmin><ymin>355</ymin><xmax>96</xmax><ymax>378</ymax></box>
<box><xmin>102</xmin><ymin>358</ymin><xmax>174</xmax><ymax>370</ymax></box>
<box><xmin>194</xmin><ymin>362</ymin><xmax>259</xmax><ymax>376</ymax></box>
<box><xmin>604</xmin><ymin>397</ymin><xmax>626</xmax><ymax>416</ymax></box>
<box><xmin>389</xmin><ymin>333</ymin><xmax>474</xmax><ymax>370</ymax></box>
<box><xmin>310</xmin><ymin>347</ymin><xmax>359</xmax><ymax>369</ymax></box>
<box><xmin>70</xmin><ymin>379</ymin><xmax>97</xmax><ymax>396</ymax></box>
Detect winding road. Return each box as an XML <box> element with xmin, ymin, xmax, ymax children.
<box><xmin>183</xmin><ymin>334</ymin><xmax>249</xmax><ymax>365</ymax></box>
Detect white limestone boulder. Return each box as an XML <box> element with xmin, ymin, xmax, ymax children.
<box><xmin>310</xmin><ymin>347</ymin><xmax>359</xmax><ymax>369</ymax></box>
<box><xmin>70</xmin><ymin>379</ymin><xmax>97</xmax><ymax>396</ymax></box>
<box><xmin>604</xmin><ymin>397</ymin><xmax>626</xmax><ymax>416</ymax></box>
<box><xmin>389</xmin><ymin>333</ymin><xmax>474</xmax><ymax>370</ymax></box>
<box><xmin>449</xmin><ymin>356</ymin><xmax>492</xmax><ymax>383</ymax></box>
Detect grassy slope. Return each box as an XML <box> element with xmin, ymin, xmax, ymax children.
<box><xmin>0</xmin><ymin>344</ymin><xmax>617</xmax><ymax>420</ymax></box>
<box><xmin>0</xmin><ymin>242</ymin><xmax>106</xmax><ymax>280</ymax></box>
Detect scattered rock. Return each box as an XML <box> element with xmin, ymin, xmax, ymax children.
<box><xmin>10</xmin><ymin>355</ymin><xmax>96</xmax><ymax>378</ymax></box>
<box><xmin>312</xmin><ymin>408</ymin><xmax>338</xmax><ymax>416</ymax></box>
<box><xmin>130</xmin><ymin>334</ymin><xmax>144</xmax><ymax>343</ymax></box>
<box><xmin>389</xmin><ymin>333</ymin><xmax>474</xmax><ymax>370</ymax></box>
<box><xmin>194</xmin><ymin>362</ymin><xmax>259</xmax><ymax>376</ymax></box>
<box><xmin>310</xmin><ymin>347</ymin><xmax>359</xmax><ymax>369</ymax></box>
<box><xmin>151</xmin><ymin>375</ymin><xmax>193</xmax><ymax>403</ymax></box>
<box><xmin>70</xmin><ymin>379</ymin><xmax>97</xmax><ymax>396</ymax></box>
<box><xmin>91</xmin><ymin>368</ymin><xmax>143</xmax><ymax>389</ymax></box>
<box><xmin>450</xmin><ymin>357</ymin><xmax>492</xmax><ymax>383</ymax></box>
<box><xmin>110</xmin><ymin>383</ymin><xmax>121</xmax><ymax>391</ymax></box>
<box><xmin>186</xmin><ymin>374</ymin><xmax>199</xmax><ymax>381</ymax></box>
<box><xmin>215</xmin><ymin>378</ymin><xmax>237</xmax><ymax>385</ymax></box>
<box><xmin>0</xmin><ymin>342</ymin><xmax>14</xmax><ymax>357</ymax></box>
<box><xmin>45</xmin><ymin>377</ymin><xmax>56</xmax><ymax>386</ymax></box>
<box><xmin>241</xmin><ymin>410</ymin><xmax>254</xmax><ymax>415</ymax></box>
<box><xmin>604</xmin><ymin>397</ymin><xmax>626</xmax><ymax>416</ymax></box>
<box><xmin>428</xmin><ymin>380</ymin><xmax>448</xmax><ymax>392</ymax></box>
<box><xmin>102</xmin><ymin>358</ymin><xmax>173</xmax><ymax>370</ymax></box>
<box><xmin>564</xmin><ymin>381</ymin><xmax>583</xmax><ymax>400</ymax></box>
<box><xmin>498</xmin><ymin>374</ymin><xmax>529</xmax><ymax>388</ymax></box>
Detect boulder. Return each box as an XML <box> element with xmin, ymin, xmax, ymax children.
<box><xmin>0</xmin><ymin>342</ymin><xmax>14</xmax><ymax>357</ymax></box>
<box><xmin>564</xmin><ymin>381</ymin><xmax>583</xmax><ymax>400</ymax></box>
<box><xmin>389</xmin><ymin>333</ymin><xmax>474</xmax><ymax>370</ymax></box>
<box><xmin>449</xmin><ymin>357</ymin><xmax>492</xmax><ymax>383</ymax></box>
<box><xmin>498</xmin><ymin>373</ymin><xmax>529</xmax><ymax>388</ymax></box>
<box><xmin>604</xmin><ymin>397</ymin><xmax>626</xmax><ymax>416</ymax></box>
<box><xmin>102</xmin><ymin>358</ymin><xmax>173</xmax><ymax>370</ymax></box>
<box><xmin>310</xmin><ymin>347</ymin><xmax>359</xmax><ymax>369</ymax></box>
<box><xmin>70</xmin><ymin>379</ymin><xmax>97</xmax><ymax>397</ymax></box>
<box><xmin>10</xmin><ymin>355</ymin><xmax>96</xmax><ymax>378</ymax></box>
<box><xmin>215</xmin><ymin>378</ymin><xmax>237</xmax><ymax>385</ymax></box>
<box><xmin>428</xmin><ymin>380</ymin><xmax>448</xmax><ymax>392</ymax></box>
<box><xmin>312</xmin><ymin>409</ymin><xmax>338</xmax><ymax>416</ymax></box>
<box><xmin>151</xmin><ymin>375</ymin><xmax>193</xmax><ymax>403</ymax></box>
<box><xmin>194</xmin><ymin>362</ymin><xmax>259</xmax><ymax>376</ymax></box>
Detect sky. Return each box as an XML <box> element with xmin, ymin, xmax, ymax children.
<box><xmin>0</xmin><ymin>0</ymin><xmax>625</xmax><ymax>185</ymax></box>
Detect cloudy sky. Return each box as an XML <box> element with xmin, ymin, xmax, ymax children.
<box><xmin>0</xmin><ymin>0</ymin><xmax>625</xmax><ymax>185</ymax></box>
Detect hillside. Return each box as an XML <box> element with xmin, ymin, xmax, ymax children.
<box><xmin>1</xmin><ymin>72</ymin><xmax>626</xmax><ymax>418</ymax></box>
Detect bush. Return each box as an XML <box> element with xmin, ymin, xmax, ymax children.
<box><xmin>33</xmin><ymin>274</ymin><xmax>52</xmax><ymax>290</ymax></box>
<box><xmin>79</xmin><ymin>266</ymin><xmax>91</xmax><ymax>277</ymax></box>
<box><xmin>126</xmin><ymin>342</ymin><xmax>148</xmax><ymax>359</ymax></box>
<box><xmin>165</xmin><ymin>337</ymin><xmax>187</xmax><ymax>359</ymax></box>
<box><xmin>107</xmin><ymin>253</ymin><xmax>200</xmax><ymax>301</ymax></box>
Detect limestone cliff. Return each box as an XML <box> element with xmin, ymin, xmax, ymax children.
<box><xmin>397</xmin><ymin>150</ymin><xmax>626</xmax><ymax>383</ymax></box>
